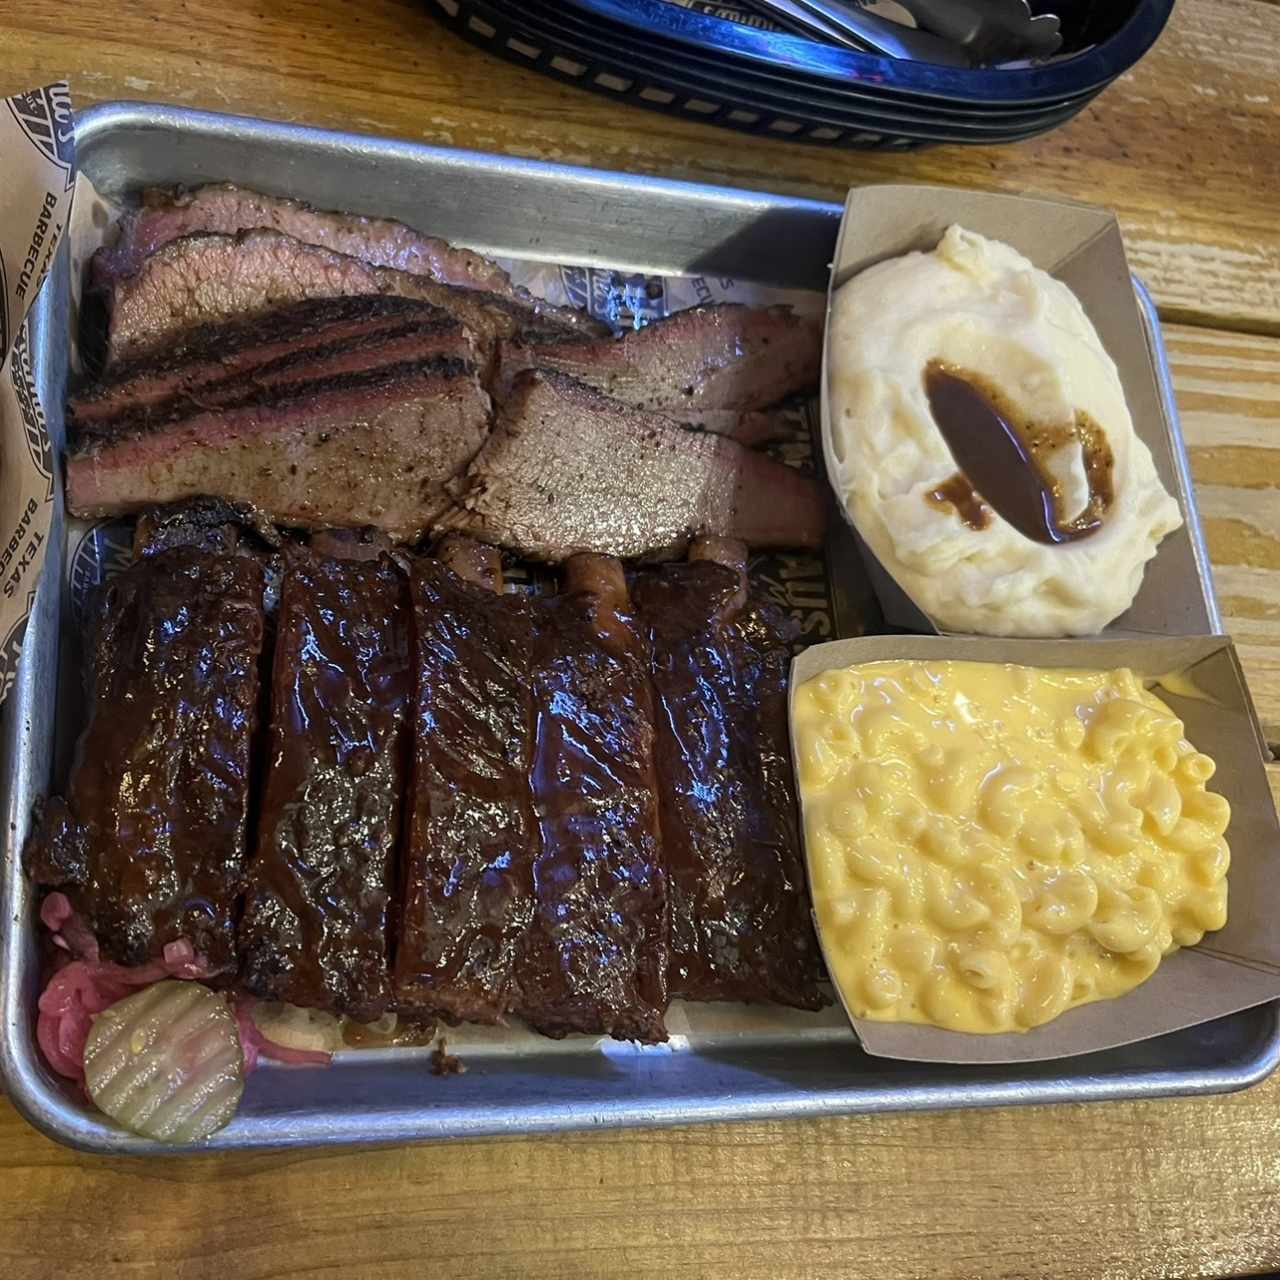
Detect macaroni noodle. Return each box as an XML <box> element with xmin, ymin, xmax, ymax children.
<box><xmin>793</xmin><ymin>661</ymin><xmax>1231</xmax><ymax>1034</ymax></box>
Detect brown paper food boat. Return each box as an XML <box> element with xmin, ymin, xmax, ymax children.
<box><xmin>791</xmin><ymin>634</ymin><xmax>1280</xmax><ymax>1065</ymax></box>
<box><xmin>820</xmin><ymin>183</ymin><xmax>1215</xmax><ymax>639</ymax></box>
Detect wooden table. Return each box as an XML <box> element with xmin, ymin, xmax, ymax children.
<box><xmin>2</xmin><ymin>3</ymin><xmax>1278</xmax><ymax>1276</ymax></box>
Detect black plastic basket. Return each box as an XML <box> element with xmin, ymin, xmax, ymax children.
<box><xmin>425</xmin><ymin>0</ymin><xmax>1174</xmax><ymax>148</ymax></box>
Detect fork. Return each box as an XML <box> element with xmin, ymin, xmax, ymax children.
<box><xmin>752</xmin><ymin>0</ymin><xmax>1063</xmax><ymax>66</ymax></box>
<box><xmin>751</xmin><ymin>0</ymin><xmax>973</xmax><ymax>65</ymax></box>
<box><xmin>888</xmin><ymin>0</ymin><xmax>1064</xmax><ymax>64</ymax></box>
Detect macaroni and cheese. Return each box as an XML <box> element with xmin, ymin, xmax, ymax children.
<box><xmin>793</xmin><ymin>660</ymin><xmax>1230</xmax><ymax>1034</ymax></box>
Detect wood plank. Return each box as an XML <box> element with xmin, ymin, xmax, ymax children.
<box><xmin>1168</xmin><ymin>322</ymin><xmax>1280</xmax><ymax>745</ymax></box>
<box><xmin>0</xmin><ymin>0</ymin><xmax>1278</xmax><ymax>331</ymax></box>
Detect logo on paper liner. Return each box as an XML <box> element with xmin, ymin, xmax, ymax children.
<box><xmin>7</xmin><ymin>83</ymin><xmax>74</xmax><ymax>188</ymax></box>
<box><xmin>8</xmin><ymin>324</ymin><xmax>55</xmax><ymax>498</ymax></box>
<box><xmin>69</xmin><ymin>521</ymin><xmax>135</xmax><ymax>632</ymax></box>
<box><xmin>0</xmin><ymin>611</ymin><xmax>31</xmax><ymax>704</ymax></box>
<box><xmin>559</xmin><ymin>267</ymin><xmax>670</xmax><ymax>329</ymax></box>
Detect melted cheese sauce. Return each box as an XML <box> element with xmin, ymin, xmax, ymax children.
<box><xmin>793</xmin><ymin>661</ymin><xmax>1231</xmax><ymax>1034</ymax></box>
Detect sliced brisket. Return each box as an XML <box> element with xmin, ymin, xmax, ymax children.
<box><xmin>104</xmin><ymin>229</ymin><xmax>601</xmax><ymax>365</ymax></box>
<box><xmin>445</xmin><ymin>369</ymin><xmax>826</xmax><ymax>561</ymax></box>
<box><xmin>95</xmin><ymin>183</ymin><xmax>522</xmax><ymax>300</ymax></box>
<box><xmin>497</xmin><ymin>304</ymin><xmax>821</xmax><ymax>414</ymax></box>
<box><xmin>395</xmin><ymin>539</ymin><xmax>538</xmax><ymax>1025</ymax></box>
<box><xmin>80</xmin><ymin>316</ymin><xmax>473</xmax><ymax>446</ymax></box>
<box><xmin>66</xmin><ymin>357</ymin><xmax>491</xmax><ymax>541</ymax></box>
<box><xmin>239</xmin><ymin>546</ymin><xmax>411</xmax><ymax>1022</ymax></box>
<box><xmin>665</xmin><ymin>408</ymin><xmax>789</xmax><ymax>448</ymax></box>
<box><xmin>633</xmin><ymin>539</ymin><xmax>826</xmax><ymax>1009</ymax></box>
<box><xmin>518</xmin><ymin>555</ymin><xmax>668</xmax><ymax>1042</ymax></box>
<box><xmin>24</xmin><ymin>548</ymin><xmax>265</xmax><ymax>971</ymax></box>
<box><xmin>71</xmin><ymin>296</ymin><xmax>453</xmax><ymax>430</ymax></box>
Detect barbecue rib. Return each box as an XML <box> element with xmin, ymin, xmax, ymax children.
<box><xmin>94</xmin><ymin>183</ymin><xmax>525</xmax><ymax>300</ymax></box>
<box><xmin>519</xmin><ymin>554</ymin><xmax>669</xmax><ymax>1042</ymax></box>
<box><xmin>497</xmin><ymin>303</ymin><xmax>821</xmax><ymax>415</ymax></box>
<box><xmin>66</xmin><ymin>357</ymin><xmax>492</xmax><ymax>540</ymax></box>
<box><xmin>103</xmin><ymin>229</ymin><xmax>603</xmax><ymax>365</ymax></box>
<box><xmin>71</xmin><ymin>296</ymin><xmax>460</xmax><ymax>432</ymax></box>
<box><xmin>132</xmin><ymin>497</ymin><xmax>282</xmax><ymax>561</ymax></box>
<box><xmin>634</xmin><ymin>538</ymin><xmax>826</xmax><ymax>1008</ymax></box>
<box><xmin>239</xmin><ymin>545</ymin><xmax>411</xmax><ymax>1022</ymax></box>
<box><xmin>24</xmin><ymin>547</ymin><xmax>265</xmax><ymax>971</ymax></box>
<box><xmin>395</xmin><ymin>537</ymin><xmax>538</xmax><ymax>1025</ymax></box>
<box><xmin>445</xmin><ymin>369</ymin><xmax>827</xmax><ymax>561</ymax></box>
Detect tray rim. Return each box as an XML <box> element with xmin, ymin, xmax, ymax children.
<box><xmin>0</xmin><ymin>100</ymin><xmax>1271</xmax><ymax>1155</ymax></box>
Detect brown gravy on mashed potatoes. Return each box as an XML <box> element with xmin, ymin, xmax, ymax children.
<box><xmin>923</xmin><ymin>360</ymin><xmax>1116</xmax><ymax>546</ymax></box>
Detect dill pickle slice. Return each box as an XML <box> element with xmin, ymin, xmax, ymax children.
<box><xmin>83</xmin><ymin>980</ymin><xmax>245</xmax><ymax>1143</ymax></box>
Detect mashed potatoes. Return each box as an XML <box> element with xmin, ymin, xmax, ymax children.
<box><xmin>826</xmin><ymin>226</ymin><xmax>1182</xmax><ymax>636</ymax></box>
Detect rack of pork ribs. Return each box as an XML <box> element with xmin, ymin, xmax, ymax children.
<box><xmin>26</xmin><ymin>512</ymin><xmax>827</xmax><ymax>1042</ymax></box>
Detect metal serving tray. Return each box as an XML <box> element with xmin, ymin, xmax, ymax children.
<box><xmin>2</xmin><ymin>102</ymin><xmax>1276</xmax><ymax>1154</ymax></box>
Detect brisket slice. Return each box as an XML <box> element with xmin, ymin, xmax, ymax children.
<box><xmin>66</xmin><ymin>357</ymin><xmax>491</xmax><ymax>541</ymax></box>
<box><xmin>239</xmin><ymin>546</ymin><xmax>411</xmax><ymax>1022</ymax></box>
<box><xmin>395</xmin><ymin>540</ymin><xmax>537</xmax><ymax>1025</ymax></box>
<box><xmin>79</xmin><ymin>316</ymin><xmax>473</xmax><ymax>446</ymax></box>
<box><xmin>497</xmin><ymin>304</ymin><xmax>821</xmax><ymax>414</ymax></box>
<box><xmin>24</xmin><ymin>548</ymin><xmax>265</xmax><ymax>971</ymax></box>
<box><xmin>104</xmin><ymin>229</ymin><xmax>603</xmax><ymax>365</ymax></box>
<box><xmin>665</xmin><ymin>409</ymin><xmax>788</xmax><ymax>449</ymax></box>
<box><xmin>444</xmin><ymin>369</ymin><xmax>826</xmax><ymax>561</ymax></box>
<box><xmin>633</xmin><ymin>541</ymin><xmax>826</xmax><ymax>1009</ymax></box>
<box><xmin>72</xmin><ymin>296</ymin><xmax>451</xmax><ymax>430</ymax></box>
<box><xmin>308</xmin><ymin>527</ymin><xmax>396</xmax><ymax>562</ymax></box>
<box><xmin>518</xmin><ymin>555</ymin><xmax>668</xmax><ymax>1043</ymax></box>
<box><xmin>94</xmin><ymin>183</ymin><xmax>522</xmax><ymax>301</ymax></box>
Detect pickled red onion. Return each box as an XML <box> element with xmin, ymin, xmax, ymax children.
<box><xmin>35</xmin><ymin>893</ymin><xmax>329</xmax><ymax>1083</ymax></box>
<box><xmin>35</xmin><ymin>894</ymin><xmax>215</xmax><ymax>1082</ymax></box>
<box><xmin>39</xmin><ymin>892</ymin><xmax>100</xmax><ymax>963</ymax></box>
<box><xmin>233</xmin><ymin>996</ymin><xmax>333</xmax><ymax>1071</ymax></box>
